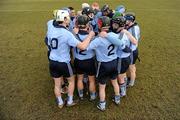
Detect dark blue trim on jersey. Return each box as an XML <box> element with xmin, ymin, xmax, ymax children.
<box><xmin>44</xmin><ymin>36</ymin><xmax>48</xmax><ymax>46</ymax></box>
<box><xmin>53</xmin><ymin>20</ymin><xmax>67</xmax><ymax>29</ymax></box>
<box><xmin>76</xmin><ymin>34</ymin><xmax>83</xmax><ymax>42</ymax></box>
<box><xmin>78</xmin><ymin>30</ymin><xmax>89</xmax><ymax>35</ymax></box>
<box><xmin>122</xmin><ymin>46</ymin><xmax>132</xmax><ymax>53</ymax></box>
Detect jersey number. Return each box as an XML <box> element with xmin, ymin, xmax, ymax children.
<box><xmin>50</xmin><ymin>38</ymin><xmax>58</xmax><ymax>49</ymax></box>
<box><xmin>108</xmin><ymin>44</ymin><xmax>115</xmax><ymax>56</ymax></box>
<box><xmin>76</xmin><ymin>48</ymin><xmax>86</xmax><ymax>55</ymax></box>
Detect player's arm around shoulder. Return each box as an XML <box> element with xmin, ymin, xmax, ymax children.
<box><xmin>122</xmin><ymin>29</ymin><xmax>138</xmax><ymax>45</ymax></box>
<box><xmin>99</xmin><ymin>31</ymin><xmax>125</xmax><ymax>46</ymax></box>
<box><xmin>76</xmin><ymin>31</ymin><xmax>95</xmax><ymax>50</ymax></box>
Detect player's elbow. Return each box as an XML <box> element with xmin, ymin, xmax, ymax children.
<box><xmin>77</xmin><ymin>43</ymin><xmax>87</xmax><ymax>50</ymax></box>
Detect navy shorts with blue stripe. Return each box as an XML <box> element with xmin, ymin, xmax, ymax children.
<box><xmin>96</xmin><ymin>59</ymin><xmax>118</xmax><ymax>85</ymax></box>
<box><xmin>118</xmin><ymin>56</ymin><xmax>131</xmax><ymax>74</ymax></box>
<box><xmin>74</xmin><ymin>57</ymin><xmax>96</xmax><ymax>76</ymax></box>
<box><xmin>130</xmin><ymin>49</ymin><xmax>138</xmax><ymax>64</ymax></box>
<box><xmin>49</xmin><ymin>60</ymin><xmax>73</xmax><ymax>78</ymax></box>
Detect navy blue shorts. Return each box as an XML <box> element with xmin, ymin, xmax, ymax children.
<box><xmin>49</xmin><ymin>60</ymin><xmax>73</xmax><ymax>78</ymax></box>
<box><xmin>118</xmin><ymin>56</ymin><xmax>130</xmax><ymax>74</ymax></box>
<box><xmin>96</xmin><ymin>59</ymin><xmax>118</xmax><ymax>85</ymax></box>
<box><xmin>130</xmin><ymin>49</ymin><xmax>138</xmax><ymax>64</ymax></box>
<box><xmin>74</xmin><ymin>58</ymin><xmax>96</xmax><ymax>76</ymax></box>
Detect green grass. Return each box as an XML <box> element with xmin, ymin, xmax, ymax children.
<box><xmin>0</xmin><ymin>0</ymin><xmax>180</xmax><ymax>119</ymax></box>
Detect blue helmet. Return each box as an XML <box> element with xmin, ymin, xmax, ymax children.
<box><xmin>124</xmin><ymin>12</ymin><xmax>136</xmax><ymax>22</ymax></box>
<box><xmin>115</xmin><ymin>5</ymin><xmax>126</xmax><ymax>14</ymax></box>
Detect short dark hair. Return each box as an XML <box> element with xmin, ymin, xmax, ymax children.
<box><xmin>68</xmin><ymin>7</ymin><xmax>74</xmax><ymax>11</ymax></box>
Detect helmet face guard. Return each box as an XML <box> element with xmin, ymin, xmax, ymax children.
<box><xmin>101</xmin><ymin>4</ymin><xmax>109</xmax><ymax>12</ymax></box>
<box><xmin>112</xmin><ymin>16</ymin><xmax>126</xmax><ymax>27</ymax></box>
<box><xmin>82</xmin><ymin>7</ymin><xmax>94</xmax><ymax>16</ymax></box>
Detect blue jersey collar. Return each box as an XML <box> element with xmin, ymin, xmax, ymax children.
<box><xmin>53</xmin><ymin>20</ymin><xmax>67</xmax><ymax>29</ymax></box>
<box><xmin>78</xmin><ymin>30</ymin><xmax>89</xmax><ymax>35</ymax></box>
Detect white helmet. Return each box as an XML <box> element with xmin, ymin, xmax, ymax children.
<box><xmin>82</xmin><ymin>3</ymin><xmax>90</xmax><ymax>9</ymax></box>
<box><xmin>55</xmin><ymin>10</ymin><xmax>70</xmax><ymax>22</ymax></box>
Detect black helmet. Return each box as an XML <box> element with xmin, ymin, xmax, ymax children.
<box><xmin>101</xmin><ymin>4</ymin><xmax>109</xmax><ymax>12</ymax></box>
<box><xmin>124</xmin><ymin>12</ymin><xmax>135</xmax><ymax>22</ymax></box>
<box><xmin>98</xmin><ymin>16</ymin><xmax>110</xmax><ymax>29</ymax></box>
<box><xmin>112</xmin><ymin>16</ymin><xmax>126</xmax><ymax>27</ymax></box>
<box><xmin>82</xmin><ymin>7</ymin><xmax>94</xmax><ymax>15</ymax></box>
<box><xmin>77</xmin><ymin>15</ymin><xmax>90</xmax><ymax>27</ymax></box>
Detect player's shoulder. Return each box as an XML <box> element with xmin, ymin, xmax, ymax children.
<box><xmin>47</xmin><ymin>19</ymin><xmax>54</xmax><ymax>25</ymax></box>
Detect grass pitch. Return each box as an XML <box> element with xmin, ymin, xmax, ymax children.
<box><xmin>0</xmin><ymin>0</ymin><xmax>180</xmax><ymax>120</ymax></box>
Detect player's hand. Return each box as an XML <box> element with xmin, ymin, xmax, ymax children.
<box><xmin>89</xmin><ymin>31</ymin><xmax>95</xmax><ymax>37</ymax></box>
<box><xmin>99</xmin><ymin>31</ymin><xmax>107</xmax><ymax>38</ymax></box>
<box><xmin>73</xmin><ymin>27</ymin><xmax>79</xmax><ymax>34</ymax></box>
<box><xmin>121</xmin><ymin>29</ymin><xmax>128</xmax><ymax>34</ymax></box>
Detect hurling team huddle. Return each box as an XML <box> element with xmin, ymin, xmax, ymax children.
<box><xmin>45</xmin><ymin>2</ymin><xmax>140</xmax><ymax>111</ymax></box>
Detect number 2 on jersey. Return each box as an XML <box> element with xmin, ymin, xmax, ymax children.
<box><xmin>76</xmin><ymin>47</ymin><xmax>86</xmax><ymax>55</ymax></box>
<box><xmin>108</xmin><ymin>44</ymin><xmax>115</xmax><ymax>56</ymax></box>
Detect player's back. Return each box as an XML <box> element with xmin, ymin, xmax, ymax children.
<box><xmin>47</xmin><ymin>20</ymin><xmax>76</xmax><ymax>63</ymax></box>
<box><xmin>74</xmin><ymin>31</ymin><xmax>95</xmax><ymax>60</ymax></box>
<box><xmin>88</xmin><ymin>36</ymin><xmax>118</xmax><ymax>62</ymax></box>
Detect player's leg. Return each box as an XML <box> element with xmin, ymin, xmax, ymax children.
<box><xmin>128</xmin><ymin>49</ymin><xmax>138</xmax><ymax>86</ymax></box>
<box><xmin>117</xmin><ymin>57</ymin><xmax>130</xmax><ymax>97</ymax></box>
<box><xmin>118</xmin><ymin>73</ymin><xmax>127</xmax><ymax>97</ymax></box>
<box><xmin>77</xmin><ymin>74</ymin><xmax>84</xmax><ymax>100</ymax></box>
<box><xmin>88</xmin><ymin>75</ymin><xmax>96</xmax><ymax>101</ymax></box>
<box><xmin>53</xmin><ymin>77</ymin><xmax>64</xmax><ymax>108</ymax></box>
<box><xmin>96</xmin><ymin>62</ymin><xmax>106</xmax><ymax>111</ymax></box>
<box><xmin>64</xmin><ymin>63</ymin><xmax>77</xmax><ymax>107</ymax></box>
<box><xmin>61</xmin><ymin>78</ymin><xmax>68</xmax><ymax>94</ymax></box>
<box><xmin>49</xmin><ymin>60</ymin><xmax>64</xmax><ymax>108</ymax></box>
<box><xmin>97</xmin><ymin>83</ymin><xmax>106</xmax><ymax>111</ymax></box>
<box><xmin>128</xmin><ymin>64</ymin><xmax>136</xmax><ymax>86</ymax></box>
<box><xmin>111</xmin><ymin>78</ymin><xmax>120</xmax><ymax>105</ymax></box>
<box><xmin>66</xmin><ymin>75</ymin><xmax>77</xmax><ymax>106</ymax></box>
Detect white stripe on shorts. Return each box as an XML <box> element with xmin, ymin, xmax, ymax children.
<box><xmin>96</xmin><ymin>62</ymin><xmax>101</xmax><ymax>78</ymax></box>
<box><xmin>130</xmin><ymin>52</ymin><xmax>134</xmax><ymax>65</ymax></box>
<box><xmin>67</xmin><ymin>63</ymin><xmax>73</xmax><ymax>76</ymax></box>
<box><xmin>118</xmin><ymin>58</ymin><xmax>122</xmax><ymax>74</ymax></box>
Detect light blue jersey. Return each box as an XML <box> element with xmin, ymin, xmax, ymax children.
<box><xmin>117</xmin><ymin>33</ymin><xmax>131</xmax><ymax>58</ymax></box>
<box><xmin>87</xmin><ymin>36</ymin><xmax>118</xmax><ymax>62</ymax></box>
<box><xmin>90</xmin><ymin>18</ymin><xmax>98</xmax><ymax>33</ymax></box>
<box><xmin>105</xmin><ymin>32</ymin><xmax>131</xmax><ymax>58</ymax></box>
<box><xmin>127</xmin><ymin>23</ymin><xmax>140</xmax><ymax>51</ymax></box>
<box><xmin>96</xmin><ymin>11</ymin><xmax>103</xmax><ymax>18</ymax></box>
<box><xmin>106</xmin><ymin>32</ymin><xmax>125</xmax><ymax>47</ymax></box>
<box><xmin>69</xmin><ymin>19</ymin><xmax>76</xmax><ymax>32</ymax></box>
<box><xmin>46</xmin><ymin>20</ymin><xmax>80</xmax><ymax>63</ymax></box>
<box><xmin>74</xmin><ymin>31</ymin><xmax>95</xmax><ymax>60</ymax></box>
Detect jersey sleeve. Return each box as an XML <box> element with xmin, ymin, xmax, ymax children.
<box><xmin>86</xmin><ymin>38</ymin><xmax>100</xmax><ymax>50</ymax></box>
<box><xmin>106</xmin><ymin>32</ymin><xmax>125</xmax><ymax>47</ymax></box>
<box><xmin>67</xmin><ymin>32</ymin><xmax>81</xmax><ymax>47</ymax></box>
<box><xmin>135</xmin><ymin>26</ymin><xmax>140</xmax><ymax>41</ymax></box>
<box><xmin>132</xmin><ymin>26</ymin><xmax>140</xmax><ymax>41</ymax></box>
